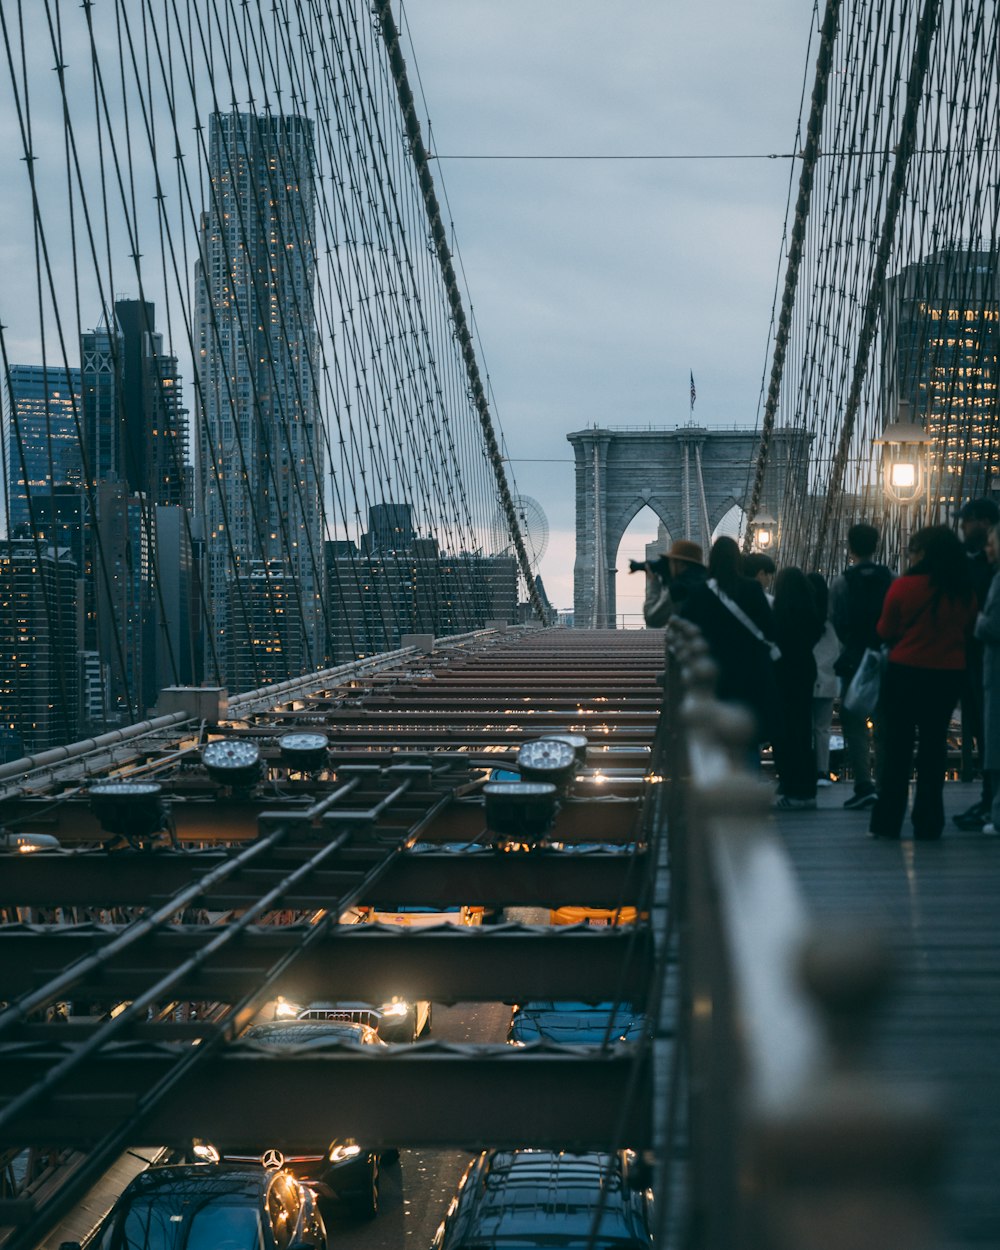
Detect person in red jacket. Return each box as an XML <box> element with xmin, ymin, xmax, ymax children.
<box><xmin>869</xmin><ymin>525</ymin><xmax>977</xmax><ymax>840</ymax></box>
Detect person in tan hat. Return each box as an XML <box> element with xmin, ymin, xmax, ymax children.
<box><xmin>642</xmin><ymin>538</ymin><xmax>707</xmax><ymax>628</ymax></box>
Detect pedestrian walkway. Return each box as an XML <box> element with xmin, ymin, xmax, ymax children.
<box><xmin>775</xmin><ymin>781</ymin><xmax>1000</xmax><ymax>1249</ymax></box>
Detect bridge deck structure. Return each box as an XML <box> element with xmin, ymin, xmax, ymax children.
<box><xmin>778</xmin><ymin>786</ymin><xmax>1000</xmax><ymax>1249</ymax></box>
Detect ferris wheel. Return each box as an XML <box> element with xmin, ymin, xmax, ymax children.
<box><xmin>512</xmin><ymin>495</ymin><xmax>550</xmax><ymax>571</ymax></box>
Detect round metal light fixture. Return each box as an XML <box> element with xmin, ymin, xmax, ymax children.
<box><xmin>540</xmin><ymin>733</ymin><xmax>588</xmax><ymax>767</ymax></box>
<box><xmin>278</xmin><ymin>731</ymin><xmax>330</xmax><ymax>774</ymax></box>
<box><xmin>201</xmin><ymin>739</ymin><xmax>262</xmax><ymax>789</ymax></box>
<box><xmin>89</xmin><ymin>781</ymin><xmax>166</xmax><ymax>840</ymax></box>
<box><xmin>483</xmin><ymin>780</ymin><xmax>559</xmax><ymax>844</ymax></box>
<box><xmin>517</xmin><ymin>737</ymin><xmax>577</xmax><ymax>788</ymax></box>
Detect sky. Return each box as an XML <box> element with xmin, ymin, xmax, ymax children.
<box><xmin>0</xmin><ymin>0</ymin><xmax>819</xmax><ymax>624</ymax></box>
<box><xmin>395</xmin><ymin>0</ymin><xmax>819</xmax><ymax>618</ymax></box>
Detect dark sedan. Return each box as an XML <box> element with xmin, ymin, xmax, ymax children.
<box><xmin>64</xmin><ymin>1164</ymin><xmax>325</xmax><ymax>1250</ymax></box>
<box><xmin>431</xmin><ymin>1150</ymin><xmax>654</xmax><ymax>1249</ymax></box>
<box><xmin>200</xmin><ymin>1020</ymin><xmax>387</xmax><ymax>1220</ymax></box>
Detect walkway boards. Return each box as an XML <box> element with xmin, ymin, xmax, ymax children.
<box><xmin>776</xmin><ymin>782</ymin><xmax>1000</xmax><ymax>1249</ymax></box>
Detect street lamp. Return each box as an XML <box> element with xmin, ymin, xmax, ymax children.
<box><xmin>874</xmin><ymin>401</ymin><xmax>933</xmax><ymax>566</ymax></box>
<box><xmin>751</xmin><ymin>512</ymin><xmax>776</xmax><ymax>552</ymax></box>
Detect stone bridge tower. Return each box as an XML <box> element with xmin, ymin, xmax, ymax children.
<box><xmin>568</xmin><ymin>425</ymin><xmax>812</xmax><ymax>628</ymax></box>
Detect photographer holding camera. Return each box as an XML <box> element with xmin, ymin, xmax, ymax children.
<box><xmin>633</xmin><ymin>538</ymin><xmax>707</xmax><ymax>627</ymax></box>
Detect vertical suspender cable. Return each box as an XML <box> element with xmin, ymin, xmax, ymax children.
<box><xmin>742</xmin><ymin>0</ymin><xmax>843</xmax><ymax>551</ymax></box>
<box><xmin>810</xmin><ymin>0</ymin><xmax>943</xmax><ymax>567</ymax></box>
<box><xmin>371</xmin><ymin>0</ymin><xmax>545</xmax><ymax>623</ymax></box>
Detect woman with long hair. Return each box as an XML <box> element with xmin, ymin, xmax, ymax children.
<box><xmin>678</xmin><ymin>536</ymin><xmax>779</xmax><ymax>751</ymax></box>
<box><xmin>869</xmin><ymin>524</ymin><xmax>977</xmax><ymax>840</ymax></box>
<box><xmin>771</xmin><ymin>567</ymin><xmax>824</xmax><ymax>807</ymax></box>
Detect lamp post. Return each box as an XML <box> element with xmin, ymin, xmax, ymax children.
<box><xmin>874</xmin><ymin>401</ymin><xmax>933</xmax><ymax>570</ymax></box>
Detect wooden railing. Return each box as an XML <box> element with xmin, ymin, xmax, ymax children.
<box><xmin>660</xmin><ymin>617</ymin><xmax>945</xmax><ymax>1250</ymax></box>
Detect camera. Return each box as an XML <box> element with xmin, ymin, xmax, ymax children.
<box><xmin>628</xmin><ymin>556</ymin><xmax>672</xmax><ymax>577</ymax></box>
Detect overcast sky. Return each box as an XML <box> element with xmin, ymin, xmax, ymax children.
<box><xmin>0</xmin><ymin>1</ymin><xmax>818</xmax><ymax>622</ymax></box>
<box><xmin>396</xmin><ymin>0</ymin><xmax>818</xmax><ymax>617</ymax></box>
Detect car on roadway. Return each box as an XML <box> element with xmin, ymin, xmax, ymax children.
<box><xmin>549</xmin><ymin>904</ymin><xmax>639</xmax><ymax>926</ymax></box>
<box><xmin>197</xmin><ymin>1019</ymin><xmax>387</xmax><ymax>1220</ymax></box>
<box><xmin>431</xmin><ymin>1149</ymin><xmax>654</xmax><ymax>1249</ymax></box>
<box><xmin>294</xmin><ymin>996</ymin><xmax>431</xmax><ymax>1043</ymax></box>
<box><xmin>506</xmin><ymin>1001</ymin><xmax>646</xmax><ymax>1046</ymax></box>
<box><xmin>67</xmin><ymin>1163</ymin><xmax>326</xmax><ymax>1250</ymax></box>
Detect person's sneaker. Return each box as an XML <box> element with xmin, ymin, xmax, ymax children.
<box><xmin>844</xmin><ymin>791</ymin><xmax>877</xmax><ymax>810</ymax></box>
<box><xmin>953</xmin><ymin>804</ymin><xmax>988</xmax><ymax>831</ymax></box>
<box><xmin>775</xmin><ymin>795</ymin><xmax>817</xmax><ymax>810</ymax></box>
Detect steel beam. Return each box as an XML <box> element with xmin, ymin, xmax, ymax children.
<box><xmin>1</xmin><ymin>792</ymin><xmax>644</xmax><ymax>846</ymax></box>
<box><xmin>0</xmin><ymin>845</ymin><xmax>647</xmax><ymax>908</ymax></box>
<box><xmin>0</xmin><ymin>924</ymin><xmax>654</xmax><ymax>1005</ymax></box>
<box><xmin>0</xmin><ymin>1044</ymin><xmax>654</xmax><ymax>1151</ymax></box>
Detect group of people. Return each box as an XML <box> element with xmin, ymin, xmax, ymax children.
<box><xmin>643</xmin><ymin>497</ymin><xmax>1000</xmax><ymax>840</ymax></box>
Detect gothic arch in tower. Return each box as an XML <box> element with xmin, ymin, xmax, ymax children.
<box><xmin>567</xmin><ymin>426</ymin><xmax>812</xmax><ymax>628</ymax></box>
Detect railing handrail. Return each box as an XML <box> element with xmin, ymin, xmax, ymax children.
<box><xmin>664</xmin><ymin>617</ymin><xmax>944</xmax><ymax>1249</ymax></box>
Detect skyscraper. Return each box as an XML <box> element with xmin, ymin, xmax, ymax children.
<box><xmin>81</xmin><ymin>317</ymin><xmax>121</xmax><ymax>485</ymax></box>
<box><xmin>114</xmin><ymin>298</ymin><xmax>189</xmax><ymax>507</ymax></box>
<box><xmin>195</xmin><ymin>111</ymin><xmax>324</xmax><ymax>690</ymax></box>
<box><xmin>2</xmin><ymin>364</ymin><xmax>83</xmax><ymax>536</ymax></box>
<box><xmin>883</xmin><ymin>248</ymin><xmax>1000</xmax><ymax>501</ymax></box>
<box><xmin>0</xmin><ymin>540</ymin><xmax>79</xmax><ymax>757</ymax></box>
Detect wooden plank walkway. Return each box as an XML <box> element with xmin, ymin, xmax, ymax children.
<box><xmin>775</xmin><ymin>780</ymin><xmax>1000</xmax><ymax>1249</ymax></box>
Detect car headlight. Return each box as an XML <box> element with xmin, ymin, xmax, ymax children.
<box><xmin>273</xmin><ymin>997</ymin><xmax>300</xmax><ymax>1020</ymax></box>
<box><xmin>192</xmin><ymin>1141</ymin><xmax>220</xmax><ymax>1163</ymax></box>
<box><xmin>379</xmin><ymin>1000</ymin><xmax>410</xmax><ymax>1019</ymax></box>
<box><xmin>328</xmin><ymin>1143</ymin><xmax>362</xmax><ymax>1163</ymax></box>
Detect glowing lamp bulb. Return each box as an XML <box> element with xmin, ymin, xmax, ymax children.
<box><xmin>891</xmin><ymin>461</ymin><xmax>916</xmax><ymax>489</ymax></box>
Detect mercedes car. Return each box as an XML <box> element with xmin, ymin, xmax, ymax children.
<box><xmin>65</xmin><ymin>1164</ymin><xmax>326</xmax><ymax>1250</ymax></box>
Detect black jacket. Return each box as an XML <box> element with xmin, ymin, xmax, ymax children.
<box><xmin>830</xmin><ymin>560</ymin><xmax>893</xmax><ymax>677</ymax></box>
<box><xmin>678</xmin><ymin>576</ymin><xmax>778</xmax><ymax>738</ymax></box>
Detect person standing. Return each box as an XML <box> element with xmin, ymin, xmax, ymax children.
<box><xmin>642</xmin><ymin>539</ymin><xmax>708</xmax><ymax>627</ymax></box>
<box><xmin>869</xmin><ymin>525</ymin><xmax>976</xmax><ymax>841</ymax></box>
<box><xmin>771</xmin><ymin>568</ymin><xmax>824</xmax><ymax>808</ymax></box>
<box><xmin>973</xmin><ymin>523</ymin><xmax>1000</xmax><ymax>834</ymax></box>
<box><xmin>829</xmin><ymin>522</ymin><xmax>894</xmax><ymax>809</ymax></box>
<box><xmin>807</xmin><ymin>572</ymin><xmax>840</xmax><ymax>786</ymax></box>
<box><xmin>953</xmin><ymin>498</ymin><xmax>1000</xmax><ymax>830</ymax></box>
<box><xmin>678</xmin><ymin>536</ymin><xmax>779</xmax><ymax>751</ymax></box>
<box><xmin>744</xmin><ymin>552</ymin><xmax>777</xmax><ymax>604</ymax></box>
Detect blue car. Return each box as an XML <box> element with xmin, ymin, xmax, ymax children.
<box><xmin>507</xmin><ymin>1001</ymin><xmax>646</xmax><ymax>1046</ymax></box>
<box><xmin>431</xmin><ymin>1150</ymin><xmax>653</xmax><ymax>1249</ymax></box>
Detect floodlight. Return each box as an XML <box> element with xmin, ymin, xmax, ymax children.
<box><xmin>483</xmin><ymin>780</ymin><xmax>558</xmax><ymax>844</ymax></box>
<box><xmin>0</xmin><ymin>830</ymin><xmax>61</xmax><ymax>853</ymax></box>
<box><xmin>517</xmin><ymin>737</ymin><xmax>577</xmax><ymax>788</ymax></box>
<box><xmin>541</xmin><ymin>733</ymin><xmax>588</xmax><ymax>767</ymax></box>
<box><xmin>201</xmin><ymin>739</ymin><xmax>262</xmax><ymax>789</ymax></box>
<box><xmin>89</xmin><ymin>782</ymin><xmax>167</xmax><ymax>841</ymax></box>
<box><xmin>278</xmin><ymin>731</ymin><xmax>330</xmax><ymax>774</ymax></box>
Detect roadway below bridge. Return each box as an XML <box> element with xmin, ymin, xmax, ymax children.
<box><xmin>320</xmin><ymin>1001</ymin><xmax>510</xmax><ymax>1249</ymax></box>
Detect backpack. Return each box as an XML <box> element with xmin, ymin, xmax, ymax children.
<box><xmin>834</xmin><ymin>562</ymin><xmax>893</xmax><ymax>677</ymax></box>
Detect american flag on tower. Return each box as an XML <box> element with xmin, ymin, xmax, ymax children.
<box><xmin>689</xmin><ymin>371</ymin><xmax>696</xmax><ymax>413</ymax></box>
